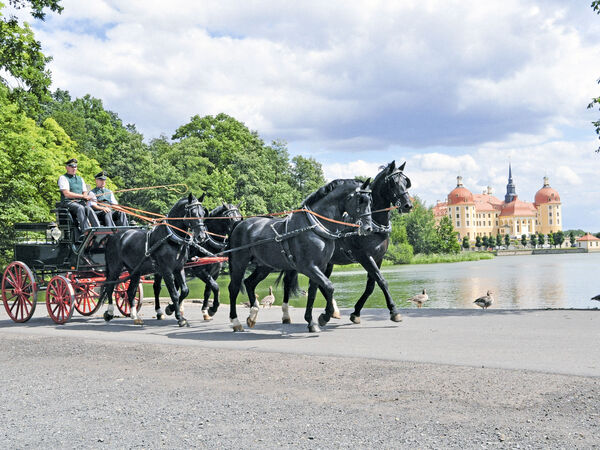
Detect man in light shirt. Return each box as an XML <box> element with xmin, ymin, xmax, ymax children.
<box><xmin>89</xmin><ymin>171</ymin><xmax>128</xmax><ymax>226</ymax></box>
<box><xmin>57</xmin><ymin>158</ymin><xmax>101</xmax><ymax>234</ymax></box>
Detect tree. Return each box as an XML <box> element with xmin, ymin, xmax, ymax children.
<box><xmin>0</xmin><ymin>1</ymin><xmax>63</xmax><ymax>116</ymax></box>
<box><xmin>530</xmin><ymin>233</ymin><xmax>537</xmax><ymax>248</ymax></box>
<box><xmin>590</xmin><ymin>1</ymin><xmax>600</xmax><ymax>152</ymax></box>
<box><xmin>554</xmin><ymin>230</ymin><xmax>565</xmax><ymax>248</ymax></box>
<box><xmin>496</xmin><ymin>233</ymin><xmax>502</xmax><ymax>247</ymax></box>
<box><xmin>504</xmin><ymin>234</ymin><xmax>510</xmax><ymax>247</ymax></box>
<box><xmin>400</xmin><ymin>198</ymin><xmax>439</xmax><ymax>254</ymax></box>
<box><xmin>475</xmin><ymin>236</ymin><xmax>482</xmax><ymax>250</ymax></box>
<box><xmin>290</xmin><ymin>155</ymin><xmax>326</xmax><ymax>201</ymax></box>
<box><xmin>521</xmin><ymin>234</ymin><xmax>528</xmax><ymax>247</ymax></box>
<box><xmin>547</xmin><ymin>233</ymin><xmax>555</xmax><ymax>247</ymax></box>
<box><xmin>436</xmin><ymin>216</ymin><xmax>460</xmax><ymax>254</ymax></box>
<box><xmin>569</xmin><ymin>231</ymin><xmax>576</xmax><ymax>247</ymax></box>
<box><xmin>537</xmin><ymin>232</ymin><xmax>545</xmax><ymax>247</ymax></box>
<box><xmin>0</xmin><ymin>84</ymin><xmax>100</xmax><ymax>263</ymax></box>
<box><xmin>482</xmin><ymin>235</ymin><xmax>489</xmax><ymax>249</ymax></box>
<box><xmin>462</xmin><ymin>236</ymin><xmax>470</xmax><ymax>250</ymax></box>
<box><xmin>384</xmin><ymin>210</ymin><xmax>413</xmax><ymax>264</ymax></box>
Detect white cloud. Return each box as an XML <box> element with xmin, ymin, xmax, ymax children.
<box><xmin>16</xmin><ymin>0</ymin><xmax>600</xmax><ymax>229</ymax></box>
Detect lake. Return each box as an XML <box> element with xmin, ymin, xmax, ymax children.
<box><xmin>147</xmin><ymin>252</ymin><xmax>600</xmax><ymax>310</ymax></box>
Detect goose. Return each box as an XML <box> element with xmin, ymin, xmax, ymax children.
<box><xmin>474</xmin><ymin>290</ymin><xmax>493</xmax><ymax>310</ymax></box>
<box><xmin>260</xmin><ymin>286</ymin><xmax>276</xmax><ymax>308</ymax></box>
<box><xmin>407</xmin><ymin>289</ymin><xmax>428</xmax><ymax>308</ymax></box>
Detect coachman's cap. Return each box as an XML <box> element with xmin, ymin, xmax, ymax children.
<box><xmin>65</xmin><ymin>158</ymin><xmax>78</xmax><ymax>167</ymax></box>
<box><xmin>95</xmin><ymin>171</ymin><xmax>108</xmax><ymax>180</ymax></box>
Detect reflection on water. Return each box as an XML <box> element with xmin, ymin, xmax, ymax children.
<box><xmin>331</xmin><ymin>253</ymin><xmax>598</xmax><ymax>309</ymax></box>
<box><xmin>149</xmin><ymin>253</ymin><xmax>600</xmax><ymax>309</ymax></box>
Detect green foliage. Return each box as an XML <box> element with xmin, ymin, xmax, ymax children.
<box><xmin>547</xmin><ymin>233</ymin><xmax>554</xmax><ymax>247</ymax></box>
<box><xmin>401</xmin><ymin>198</ymin><xmax>439</xmax><ymax>254</ymax></box>
<box><xmin>436</xmin><ymin>216</ymin><xmax>460</xmax><ymax>254</ymax></box>
<box><xmin>554</xmin><ymin>230</ymin><xmax>565</xmax><ymax>247</ymax></box>
<box><xmin>529</xmin><ymin>233</ymin><xmax>537</xmax><ymax>248</ymax></box>
<box><xmin>504</xmin><ymin>234</ymin><xmax>510</xmax><ymax>246</ymax></box>
<box><xmin>462</xmin><ymin>236</ymin><xmax>470</xmax><ymax>249</ymax></box>
<box><xmin>290</xmin><ymin>155</ymin><xmax>326</xmax><ymax>200</ymax></box>
<box><xmin>569</xmin><ymin>231</ymin><xmax>576</xmax><ymax>246</ymax></box>
<box><xmin>0</xmin><ymin>1</ymin><xmax>62</xmax><ymax>116</ymax></box>
<box><xmin>410</xmin><ymin>252</ymin><xmax>494</xmax><ymax>264</ymax></box>
<box><xmin>0</xmin><ymin>84</ymin><xmax>100</xmax><ymax>262</ymax></box>
<box><xmin>475</xmin><ymin>235</ymin><xmax>482</xmax><ymax>248</ymax></box>
<box><xmin>521</xmin><ymin>234</ymin><xmax>528</xmax><ymax>247</ymax></box>
<box><xmin>496</xmin><ymin>233</ymin><xmax>502</xmax><ymax>247</ymax></box>
<box><xmin>385</xmin><ymin>242</ymin><xmax>414</xmax><ymax>264</ymax></box>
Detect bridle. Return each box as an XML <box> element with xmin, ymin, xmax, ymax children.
<box><xmin>183</xmin><ymin>201</ymin><xmax>208</xmax><ymax>243</ymax></box>
<box><xmin>385</xmin><ymin>169</ymin><xmax>411</xmax><ymax>208</ymax></box>
<box><xmin>343</xmin><ymin>187</ymin><xmax>373</xmax><ymax>236</ymax></box>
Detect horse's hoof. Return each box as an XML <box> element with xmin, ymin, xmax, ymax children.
<box><xmin>318</xmin><ymin>313</ymin><xmax>329</xmax><ymax>327</ymax></box>
<box><xmin>332</xmin><ymin>311</ymin><xmax>341</xmax><ymax>319</ymax></box>
<box><xmin>103</xmin><ymin>312</ymin><xmax>113</xmax><ymax>322</ymax></box>
<box><xmin>349</xmin><ymin>313</ymin><xmax>361</xmax><ymax>324</ymax></box>
<box><xmin>308</xmin><ymin>323</ymin><xmax>321</xmax><ymax>333</ymax></box>
<box><xmin>390</xmin><ymin>312</ymin><xmax>403</xmax><ymax>322</ymax></box>
<box><xmin>232</xmin><ymin>324</ymin><xmax>244</xmax><ymax>332</ymax></box>
<box><xmin>282</xmin><ymin>318</ymin><xmax>291</xmax><ymax>324</ymax></box>
<box><xmin>165</xmin><ymin>304</ymin><xmax>173</xmax><ymax>315</ymax></box>
<box><xmin>203</xmin><ymin>313</ymin><xmax>212</xmax><ymax>321</ymax></box>
<box><xmin>156</xmin><ymin>313</ymin><xmax>165</xmax><ymax>320</ymax></box>
<box><xmin>246</xmin><ymin>317</ymin><xmax>256</xmax><ymax>328</ymax></box>
<box><xmin>208</xmin><ymin>308</ymin><xmax>218</xmax><ymax>317</ymax></box>
<box><xmin>133</xmin><ymin>318</ymin><xmax>144</xmax><ymax>325</ymax></box>
<box><xmin>178</xmin><ymin>319</ymin><xmax>189</xmax><ymax>327</ymax></box>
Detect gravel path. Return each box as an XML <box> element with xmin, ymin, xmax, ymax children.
<box><xmin>1</xmin><ymin>331</ymin><xmax>598</xmax><ymax>449</ymax></box>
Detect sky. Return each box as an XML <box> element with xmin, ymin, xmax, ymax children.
<box><xmin>13</xmin><ymin>0</ymin><xmax>600</xmax><ymax>230</ymax></box>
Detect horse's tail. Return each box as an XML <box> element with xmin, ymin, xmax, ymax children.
<box><xmin>275</xmin><ymin>270</ymin><xmax>300</xmax><ymax>297</ymax></box>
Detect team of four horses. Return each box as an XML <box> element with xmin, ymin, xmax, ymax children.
<box><xmin>99</xmin><ymin>161</ymin><xmax>413</xmax><ymax>332</ymax></box>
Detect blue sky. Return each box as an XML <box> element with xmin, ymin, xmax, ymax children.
<box><xmin>18</xmin><ymin>0</ymin><xmax>600</xmax><ymax>230</ymax></box>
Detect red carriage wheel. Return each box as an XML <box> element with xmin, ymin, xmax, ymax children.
<box><xmin>1</xmin><ymin>261</ymin><xmax>38</xmax><ymax>323</ymax></box>
<box><xmin>114</xmin><ymin>281</ymin><xmax>143</xmax><ymax>317</ymax></box>
<box><xmin>74</xmin><ymin>282</ymin><xmax>102</xmax><ymax>316</ymax></box>
<box><xmin>46</xmin><ymin>275</ymin><xmax>75</xmax><ymax>324</ymax></box>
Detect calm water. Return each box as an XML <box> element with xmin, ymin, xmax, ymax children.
<box><xmin>148</xmin><ymin>253</ymin><xmax>600</xmax><ymax>309</ymax></box>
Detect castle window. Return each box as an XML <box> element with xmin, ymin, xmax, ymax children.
<box><xmin>466</xmin><ymin>221</ymin><xmax>469</xmax><ymax>226</ymax></box>
<box><xmin>488</xmin><ymin>213</ymin><xmax>491</xmax><ymax>218</ymax></box>
<box><xmin>488</xmin><ymin>221</ymin><xmax>491</xmax><ymax>226</ymax></box>
<box><xmin>549</xmin><ymin>219</ymin><xmax>552</xmax><ymax>225</ymax></box>
<box><xmin>549</xmin><ymin>212</ymin><xmax>552</xmax><ymax>217</ymax></box>
<box><xmin>456</xmin><ymin>221</ymin><xmax>460</xmax><ymax>227</ymax></box>
<box><xmin>549</xmin><ymin>205</ymin><xmax>552</xmax><ymax>210</ymax></box>
<box><xmin>496</xmin><ymin>221</ymin><xmax>498</xmax><ymax>225</ymax></box>
<box><xmin>456</xmin><ymin>206</ymin><xmax>459</xmax><ymax>211</ymax></box>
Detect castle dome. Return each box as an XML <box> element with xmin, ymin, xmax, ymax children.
<box><xmin>534</xmin><ymin>176</ymin><xmax>561</xmax><ymax>205</ymax></box>
<box><xmin>448</xmin><ymin>176</ymin><xmax>474</xmax><ymax>205</ymax></box>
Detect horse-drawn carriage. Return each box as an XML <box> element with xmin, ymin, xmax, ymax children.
<box><xmin>1</xmin><ymin>203</ymin><xmax>145</xmax><ymax>324</ymax></box>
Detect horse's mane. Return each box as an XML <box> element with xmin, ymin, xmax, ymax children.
<box><xmin>371</xmin><ymin>163</ymin><xmax>392</xmax><ymax>187</ymax></box>
<box><xmin>302</xmin><ymin>179</ymin><xmax>359</xmax><ymax>207</ymax></box>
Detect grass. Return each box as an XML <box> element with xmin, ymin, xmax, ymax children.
<box><xmin>409</xmin><ymin>252</ymin><xmax>495</xmax><ymax>264</ymax></box>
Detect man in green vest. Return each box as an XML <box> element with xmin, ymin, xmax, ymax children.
<box><xmin>57</xmin><ymin>158</ymin><xmax>101</xmax><ymax>234</ymax></box>
<box><xmin>89</xmin><ymin>171</ymin><xmax>129</xmax><ymax>226</ymax></box>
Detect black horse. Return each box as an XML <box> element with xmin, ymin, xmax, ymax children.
<box><xmin>226</xmin><ymin>179</ymin><xmax>374</xmax><ymax>332</ymax></box>
<box><xmin>285</xmin><ymin>161</ymin><xmax>413</xmax><ymax>324</ymax></box>
<box><xmin>152</xmin><ymin>203</ymin><xmax>242</xmax><ymax>321</ymax></box>
<box><xmin>99</xmin><ymin>194</ymin><xmax>208</xmax><ymax>327</ymax></box>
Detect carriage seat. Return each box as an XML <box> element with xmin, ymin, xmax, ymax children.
<box><xmin>52</xmin><ymin>202</ymin><xmax>78</xmax><ymax>240</ymax></box>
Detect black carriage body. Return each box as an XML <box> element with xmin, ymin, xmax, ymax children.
<box><xmin>12</xmin><ymin>205</ymin><xmax>143</xmax><ymax>281</ymax></box>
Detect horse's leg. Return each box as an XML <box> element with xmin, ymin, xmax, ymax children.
<box><xmin>161</xmin><ymin>270</ymin><xmax>185</xmax><ymax>327</ymax></box>
<box><xmin>243</xmin><ymin>266</ymin><xmax>270</xmax><ymax>328</ymax></box>
<box><xmin>197</xmin><ymin>269</ymin><xmax>218</xmax><ymax>320</ymax></box>
<box><xmin>153</xmin><ymin>274</ymin><xmax>165</xmax><ymax>320</ymax></box>
<box><xmin>322</xmin><ymin>264</ymin><xmax>341</xmax><ymax>319</ymax></box>
<box><xmin>227</xmin><ymin>252</ymin><xmax>251</xmax><ymax>332</ymax></box>
<box><xmin>102</xmin><ymin>261</ymin><xmax>124</xmax><ymax>322</ymax></box>
<box><xmin>301</xmin><ymin>266</ymin><xmax>335</xmax><ymax>333</ymax></box>
<box><xmin>177</xmin><ymin>269</ymin><xmax>188</xmax><ymax>316</ymax></box>
<box><xmin>351</xmin><ymin>255</ymin><xmax>402</xmax><ymax>323</ymax></box>
<box><xmin>201</xmin><ymin>276</ymin><xmax>212</xmax><ymax>320</ymax></box>
<box><xmin>173</xmin><ymin>269</ymin><xmax>189</xmax><ymax>327</ymax></box>
<box><xmin>281</xmin><ymin>271</ymin><xmax>297</xmax><ymax>324</ymax></box>
<box><xmin>126</xmin><ymin>273</ymin><xmax>143</xmax><ymax>325</ymax></box>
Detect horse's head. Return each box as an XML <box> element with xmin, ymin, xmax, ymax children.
<box><xmin>344</xmin><ymin>179</ymin><xmax>374</xmax><ymax>236</ymax></box>
<box><xmin>182</xmin><ymin>193</ymin><xmax>208</xmax><ymax>243</ymax></box>
<box><xmin>218</xmin><ymin>202</ymin><xmax>243</xmax><ymax>235</ymax></box>
<box><xmin>383</xmin><ymin>160</ymin><xmax>413</xmax><ymax>213</ymax></box>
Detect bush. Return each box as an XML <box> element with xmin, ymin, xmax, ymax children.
<box><xmin>384</xmin><ymin>242</ymin><xmax>414</xmax><ymax>264</ymax></box>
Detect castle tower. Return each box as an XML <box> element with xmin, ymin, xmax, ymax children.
<box><xmin>504</xmin><ymin>163</ymin><xmax>517</xmax><ymax>203</ymax></box>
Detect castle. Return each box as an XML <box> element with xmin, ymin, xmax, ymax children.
<box><xmin>433</xmin><ymin>165</ymin><xmax>562</xmax><ymax>242</ymax></box>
